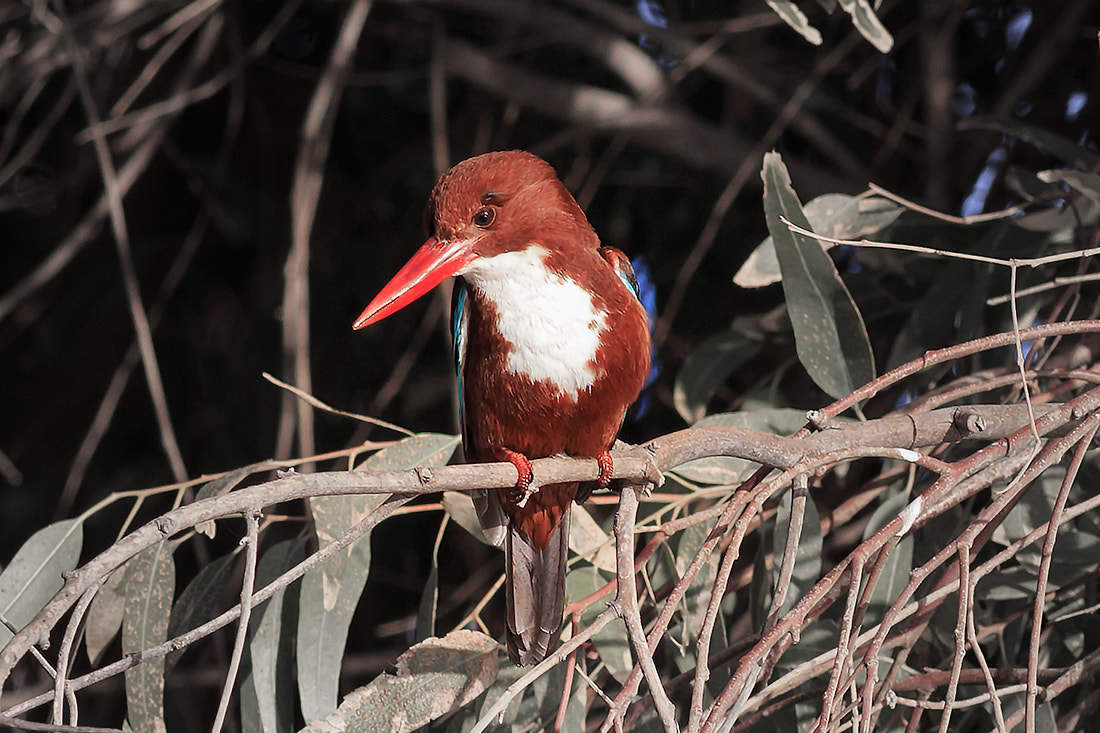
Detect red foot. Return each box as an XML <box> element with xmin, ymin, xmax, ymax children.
<box><xmin>495</xmin><ymin>448</ymin><xmax>533</xmax><ymax>495</ymax></box>
<box><xmin>596</xmin><ymin>450</ymin><xmax>614</xmax><ymax>488</ymax></box>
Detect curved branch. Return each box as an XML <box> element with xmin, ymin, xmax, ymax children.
<box><xmin>0</xmin><ymin>399</ymin><xmax>1085</xmax><ymax>708</ymax></box>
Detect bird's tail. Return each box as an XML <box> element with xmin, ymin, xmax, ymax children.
<box><xmin>505</xmin><ymin>507</ymin><xmax>570</xmax><ymax>665</ymax></box>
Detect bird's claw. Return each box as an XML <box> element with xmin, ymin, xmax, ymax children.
<box><xmin>495</xmin><ymin>448</ymin><xmax>534</xmax><ymax>504</ymax></box>
<box><xmin>596</xmin><ymin>450</ymin><xmax>614</xmax><ymax>488</ymax></box>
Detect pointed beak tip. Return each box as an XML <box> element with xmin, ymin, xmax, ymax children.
<box><xmin>352</xmin><ymin>308</ymin><xmax>379</xmax><ymax>331</ymax></box>
<box><xmin>352</xmin><ymin>235</ymin><xmax>477</xmax><ymax>334</ymax></box>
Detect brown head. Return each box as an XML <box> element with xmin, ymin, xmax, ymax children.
<box><xmin>354</xmin><ymin>151</ymin><xmax>603</xmax><ymax>329</ymax></box>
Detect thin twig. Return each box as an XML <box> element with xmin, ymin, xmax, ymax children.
<box><xmin>211</xmin><ymin>508</ymin><xmax>261</xmax><ymax>733</ymax></box>
<box><xmin>281</xmin><ymin>0</ymin><xmax>375</xmax><ymax>465</ymax></box>
<box><xmin>614</xmin><ymin>487</ymin><xmax>680</xmax><ymax>732</ymax></box>
<box><xmin>1026</xmin><ymin>424</ymin><xmax>1097</xmax><ymax>729</ymax></box>
<box><xmin>52</xmin><ymin>0</ymin><xmax>189</xmax><ymax>483</ymax></box>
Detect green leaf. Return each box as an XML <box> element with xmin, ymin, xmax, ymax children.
<box><xmin>1005</xmin><ymin>165</ymin><xmax>1064</xmax><ymax>202</ymax></box>
<box><xmin>777</xmin><ymin>617</ymin><xmax>840</xmax><ymax>667</ymax></box>
<box><xmin>670</xmin><ymin>408</ymin><xmax>809</xmax><ymax>484</ymax></box>
<box><xmin>1039</xmin><ymin>169</ymin><xmax>1100</xmax><ymax>206</ymax></box>
<box><xmin>884</xmin><ymin>260</ymin><xmax>974</xmax><ymax>370</ymax></box>
<box><xmin>976</xmin><ymin>567</ymin><xmax>1041</xmax><ymax>601</ymax></box>
<box><xmin>567</xmin><ymin>566</ymin><xmax>630</xmax><ymax>682</ymax></box>
<box><xmin>441</xmin><ymin>491</ymin><xmax>492</xmax><ymax>545</ymax></box>
<box><xmin>569</xmin><ymin>505</ymin><xmax>616</xmax><ymax>573</ymax></box>
<box><xmin>85</xmin><ymin>567</ymin><xmax>125</xmax><ymax>665</ymax></box>
<box><xmin>301</xmin><ymin>630</ymin><xmax>498</xmax><ymax>733</ymax></box>
<box><xmin>762</xmin><ymin>152</ymin><xmax>875</xmax><ymax>399</ymax></box>
<box><xmin>1013</xmin><ymin>196</ymin><xmax>1100</xmax><ymax>231</ymax></box>
<box><xmin>353</xmin><ymin>432</ymin><xmax>461</xmax><ymax>474</ymax></box>
<box><xmin>243</xmin><ymin>538</ymin><xmax>306</xmax><ymax>733</ymax></box>
<box><xmin>531</xmin><ymin>654</ymin><xmax>576</xmax><ymax>726</ymax></box>
<box><xmin>194</xmin><ymin>462</ymin><xmax>277</xmax><ymax>538</ymax></box>
<box><xmin>736</xmin><ymin>193</ymin><xmax>902</xmax><ymax>289</ymax></box>
<box><xmin>837</xmin><ymin>0</ymin><xmax>893</xmax><ymax>52</ymax></box>
<box><xmin>298</xmin><ymin>546</ymin><xmax>370</xmax><ymax>722</ymax></box>
<box><xmin>0</xmin><ymin>518</ymin><xmax>82</xmax><ymax>649</ymax></box>
<box><xmin>676</xmin><ymin>518</ymin><xmax>721</xmax><ymax>640</ymax></box>
<box><xmin>166</xmin><ymin>552</ymin><xmax>238</xmax><ymax>673</ymax></box>
<box><xmin>766</xmin><ymin>0</ymin><xmax>822</xmax><ymax>45</ymax></box>
<box><xmin>416</xmin><ymin>519</ymin><xmax>445</xmax><ymax>643</ymax></box>
<box><xmin>447</xmin><ymin>663</ymin><xmax>525</xmax><ymax>731</ymax></box>
<box><xmin>122</xmin><ymin>541</ymin><xmax>176</xmax><ymax>733</ymax></box>
<box><xmin>300</xmin><ymin>433</ymin><xmax>460</xmax><ymax>721</ymax></box>
<box><xmin>959</xmin><ymin>115</ymin><xmax>1100</xmax><ymax>170</ymax></box>
<box><xmin>674</xmin><ymin>331</ymin><xmax>762</xmax><ymax>423</ymax></box>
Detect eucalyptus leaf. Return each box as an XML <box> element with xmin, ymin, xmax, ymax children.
<box><xmin>672</xmin><ymin>516</ymin><xmax>728</xmax><ymax>695</ymax></box>
<box><xmin>674</xmin><ymin>331</ymin><xmax>761</xmax><ymax>423</ymax></box>
<box><xmin>569</xmin><ymin>505</ymin><xmax>616</xmax><ymax>573</ymax></box>
<box><xmin>860</xmin><ymin>486</ymin><xmax>914</xmax><ymax>626</ymax></box>
<box><xmin>0</xmin><ymin>518</ymin><xmax>82</xmax><ymax>648</ymax></box>
<box><xmin>1005</xmin><ymin>165</ymin><xmax>1064</xmax><ymax>202</ymax></box>
<box><xmin>766</xmin><ymin>0</ymin><xmax>822</xmax><ymax>45</ymax></box>
<box><xmin>416</xmin><ymin>523</ymin><xmax>442</xmax><ymax>642</ymax></box>
<box><xmin>772</xmin><ymin>488</ymin><xmax>822</xmax><ymax>617</ymax></box>
<box><xmin>122</xmin><ymin>542</ymin><xmax>175</xmax><ymax>733</ymax></box>
<box><xmin>300</xmin><ymin>433</ymin><xmax>460</xmax><ymax>720</ymax></box>
<box><xmin>441</xmin><ymin>491</ymin><xmax>491</xmax><ymax>545</ymax></box>
<box><xmin>837</xmin><ymin>0</ymin><xmax>893</xmax><ymax>52</ymax></box>
<box><xmin>299</xmin><ymin>630</ymin><xmax>498</xmax><ymax>733</ymax></box>
<box><xmin>1039</xmin><ymin>169</ymin><xmax>1100</xmax><ymax>205</ymax></box>
<box><xmin>736</xmin><ymin>193</ymin><xmax>901</xmax><ymax>289</ymax></box>
<box><xmin>243</xmin><ymin>538</ymin><xmax>306</xmax><ymax>733</ymax></box>
<box><xmin>166</xmin><ymin>552</ymin><xmax>237</xmax><ymax>673</ymax></box>
<box><xmin>762</xmin><ymin>152</ymin><xmax>875</xmax><ymax>399</ymax></box>
<box><xmin>194</xmin><ymin>462</ymin><xmax>277</xmax><ymax>538</ymax></box>
<box><xmin>959</xmin><ymin>115</ymin><xmax>1100</xmax><ymax>170</ymax></box>
<box><xmin>567</xmin><ymin>565</ymin><xmax>631</xmax><ymax>682</ymax></box>
<box><xmin>86</xmin><ymin>567</ymin><xmax>125</xmax><ymax>665</ymax></box>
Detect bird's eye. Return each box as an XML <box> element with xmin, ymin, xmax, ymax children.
<box><xmin>473</xmin><ymin>207</ymin><xmax>495</xmax><ymax>228</ymax></box>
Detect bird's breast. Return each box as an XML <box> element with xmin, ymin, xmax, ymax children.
<box><xmin>461</xmin><ymin>246</ymin><xmax>608</xmax><ymax>400</ymax></box>
<box><xmin>458</xmin><ymin>245</ymin><xmax>650</xmax><ymax>462</ymax></box>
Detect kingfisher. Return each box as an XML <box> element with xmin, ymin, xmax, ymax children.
<box><xmin>354</xmin><ymin>151</ymin><xmax>651</xmax><ymax>664</ymax></box>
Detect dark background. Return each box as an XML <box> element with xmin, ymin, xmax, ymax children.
<box><xmin>1</xmin><ymin>0</ymin><xmax>1097</xmax><ymax>701</ymax></box>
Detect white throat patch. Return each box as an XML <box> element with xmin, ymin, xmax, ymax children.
<box><xmin>461</xmin><ymin>246</ymin><xmax>607</xmax><ymax>399</ymax></box>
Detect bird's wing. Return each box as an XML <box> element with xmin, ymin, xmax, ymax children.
<box><xmin>453</xmin><ymin>279</ymin><xmax>507</xmax><ymax>545</ymax></box>
<box><xmin>451</xmin><ymin>280</ymin><xmax>469</xmax><ymax>448</ymax></box>
<box><xmin>598</xmin><ymin>246</ymin><xmax>641</xmax><ymax>299</ymax></box>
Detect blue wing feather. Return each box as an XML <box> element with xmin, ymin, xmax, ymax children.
<box><xmin>451</xmin><ymin>279</ymin><xmax>469</xmax><ymax>449</ymax></box>
<box><xmin>599</xmin><ymin>248</ymin><xmax>660</xmax><ymax>419</ymax></box>
<box><xmin>453</xmin><ymin>278</ymin><xmax>507</xmax><ymax>545</ymax></box>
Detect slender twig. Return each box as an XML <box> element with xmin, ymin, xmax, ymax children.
<box><xmin>966</xmin><ymin>586</ymin><xmax>1008</xmax><ymax>733</ymax></box>
<box><xmin>3</xmin><ymin>494</ymin><xmax>413</xmax><ymax>718</ymax></box>
<box><xmin>53</xmin><ymin>0</ymin><xmax>190</xmax><ymax>483</ymax></box>
<box><xmin>764</xmin><ymin>474</ymin><xmax>807</xmax><ymax>632</ymax></box>
<box><xmin>936</xmin><ymin>545</ymin><xmax>972</xmax><ymax>733</ymax></box>
<box><xmin>614</xmin><ymin>487</ymin><xmax>679</xmax><ymax>733</ymax></box>
<box><xmin>1026</xmin><ymin>424</ymin><xmax>1097</xmax><ymax>730</ymax></box>
<box><xmin>211</xmin><ymin>508</ymin><xmax>262</xmax><ymax>733</ymax></box>
<box><xmin>51</xmin><ymin>577</ymin><xmax>109</xmax><ymax>726</ymax></box>
<box><xmin>469</xmin><ymin>608</ymin><xmax>619</xmax><ymax>733</ymax></box>
<box><xmin>281</xmin><ymin>0</ymin><xmax>375</xmax><ymax>465</ymax></box>
<box><xmin>814</xmin><ymin>554</ymin><xmax>863</xmax><ymax>733</ymax></box>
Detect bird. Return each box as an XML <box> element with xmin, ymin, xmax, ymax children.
<box><xmin>354</xmin><ymin>150</ymin><xmax>651</xmax><ymax>664</ymax></box>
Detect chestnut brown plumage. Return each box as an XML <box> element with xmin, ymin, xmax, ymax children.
<box><xmin>355</xmin><ymin>151</ymin><xmax>650</xmax><ymax>664</ymax></box>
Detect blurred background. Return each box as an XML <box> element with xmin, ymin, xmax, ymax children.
<box><xmin>1</xmin><ymin>0</ymin><xmax>1097</xmax><ymax>710</ymax></box>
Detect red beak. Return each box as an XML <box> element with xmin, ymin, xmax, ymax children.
<box><xmin>353</xmin><ymin>236</ymin><xmax>478</xmax><ymax>329</ymax></box>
